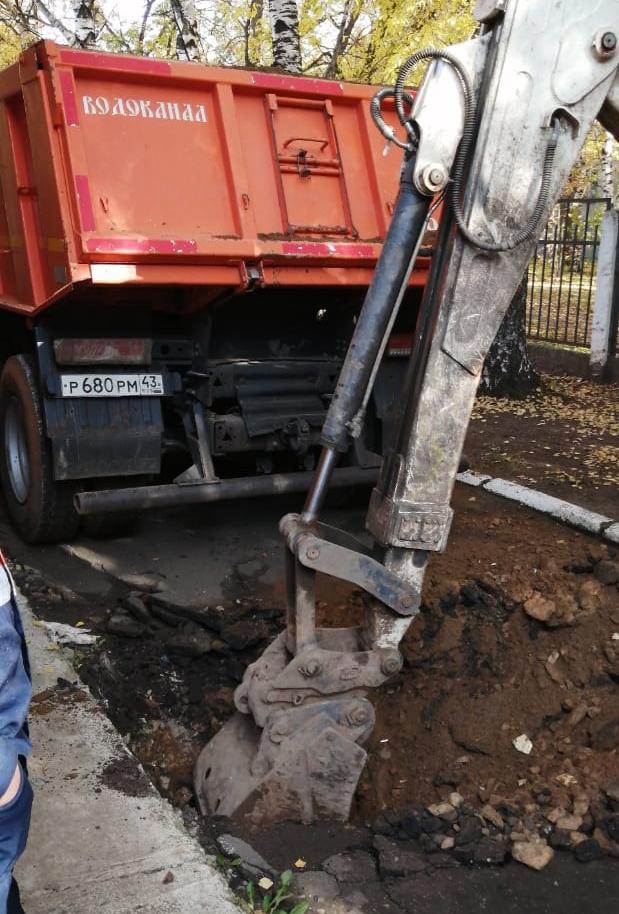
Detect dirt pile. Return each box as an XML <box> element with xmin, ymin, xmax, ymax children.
<box><xmin>358</xmin><ymin>543</ymin><xmax>618</xmax><ymax>864</ymax></box>
<box><xmin>358</xmin><ymin>547</ymin><xmax>619</xmax><ymax>818</ymax></box>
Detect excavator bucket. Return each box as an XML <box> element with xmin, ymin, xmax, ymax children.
<box><xmin>194</xmin><ymin>702</ymin><xmax>371</xmax><ymax>825</ymax></box>
<box><xmin>193</xmin><ymin>517</ymin><xmax>408</xmax><ymax>825</ymax></box>
<box><xmin>194</xmin><ymin>626</ymin><xmax>377</xmax><ymax>825</ymax></box>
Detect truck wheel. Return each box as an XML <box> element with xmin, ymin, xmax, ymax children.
<box><xmin>0</xmin><ymin>354</ymin><xmax>79</xmax><ymax>543</ymax></box>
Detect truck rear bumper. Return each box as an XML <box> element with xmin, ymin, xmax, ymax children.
<box><xmin>74</xmin><ymin>466</ymin><xmax>379</xmax><ymax>515</ymax></box>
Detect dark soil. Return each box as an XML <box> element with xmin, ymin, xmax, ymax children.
<box><xmin>79</xmin><ymin>602</ymin><xmax>279</xmax><ymax>809</ymax></box>
<box><xmin>99</xmin><ymin>755</ymin><xmax>153</xmax><ymax>798</ymax></box>
<box><xmin>357</xmin><ymin>509</ymin><xmax>619</xmax><ymax>820</ymax></box>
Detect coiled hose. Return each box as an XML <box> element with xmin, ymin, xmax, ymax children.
<box><xmin>450</xmin><ymin>120</ymin><xmax>560</xmax><ymax>253</ymax></box>
<box><xmin>370</xmin><ymin>87</ymin><xmax>415</xmax><ymax>150</ymax></box>
<box><xmin>373</xmin><ymin>46</ymin><xmax>561</xmax><ymax>254</ymax></box>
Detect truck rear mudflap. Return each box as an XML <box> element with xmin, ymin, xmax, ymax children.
<box><xmin>35</xmin><ymin>325</ymin><xmax>180</xmax><ymax>480</ymax></box>
<box><xmin>45</xmin><ymin>396</ymin><xmax>162</xmax><ymax>480</ymax></box>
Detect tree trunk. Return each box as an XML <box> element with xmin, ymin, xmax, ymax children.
<box><xmin>602</xmin><ymin>131</ymin><xmax>615</xmax><ymax>202</ymax></box>
<box><xmin>479</xmin><ymin>279</ymin><xmax>539</xmax><ymax>397</ymax></box>
<box><xmin>268</xmin><ymin>0</ymin><xmax>302</xmax><ymax>72</ymax></box>
<box><xmin>244</xmin><ymin>0</ymin><xmax>264</xmax><ymax>67</ymax></box>
<box><xmin>137</xmin><ymin>0</ymin><xmax>157</xmax><ymax>54</ymax></box>
<box><xmin>170</xmin><ymin>0</ymin><xmax>203</xmax><ymax>62</ymax></box>
<box><xmin>32</xmin><ymin>2</ymin><xmax>78</xmax><ymax>44</ymax></box>
<box><xmin>73</xmin><ymin>1</ymin><xmax>97</xmax><ymax>48</ymax></box>
<box><xmin>325</xmin><ymin>0</ymin><xmax>356</xmax><ymax>78</ymax></box>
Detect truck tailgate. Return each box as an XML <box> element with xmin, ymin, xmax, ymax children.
<box><xmin>0</xmin><ymin>42</ymin><xmax>431</xmax><ymax>312</ymax></box>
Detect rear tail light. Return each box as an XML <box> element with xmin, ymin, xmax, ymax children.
<box><xmin>53</xmin><ymin>338</ymin><xmax>152</xmax><ymax>365</ymax></box>
<box><xmin>387</xmin><ymin>334</ymin><xmax>413</xmax><ymax>357</ymax></box>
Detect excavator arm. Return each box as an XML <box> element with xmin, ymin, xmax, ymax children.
<box><xmin>195</xmin><ymin>0</ymin><xmax>619</xmax><ymax>825</ymax></box>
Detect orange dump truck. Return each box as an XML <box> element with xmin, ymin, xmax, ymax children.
<box><xmin>0</xmin><ymin>41</ymin><xmax>432</xmax><ymax>543</ymax></box>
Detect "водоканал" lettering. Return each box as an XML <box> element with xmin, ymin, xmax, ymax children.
<box><xmin>81</xmin><ymin>95</ymin><xmax>208</xmax><ymax>122</ymax></box>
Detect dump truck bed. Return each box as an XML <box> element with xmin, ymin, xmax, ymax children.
<box><xmin>0</xmin><ymin>42</ymin><xmax>430</xmax><ymax>316</ymax></box>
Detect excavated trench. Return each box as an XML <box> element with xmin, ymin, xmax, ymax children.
<box><xmin>78</xmin><ymin>527</ymin><xmax>619</xmax><ymax>867</ymax></box>
<box><xmin>76</xmin><ymin>561</ymin><xmax>619</xmax><ymax>823</ymax></box>
<box><xmin>7</xmin><ymin>489</ymin><xmax>619</xmax><ymax>913</ymax></box>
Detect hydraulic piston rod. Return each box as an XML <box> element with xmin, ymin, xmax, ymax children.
<box><xmin>321</xmin><ymin>153</ymin><xmax>431</xmax><ymax>455</ymax></box>
<box><xmin>302</xmin><ymin>153</ymin><xmax>432</xmax><ymax>521</ymax></box>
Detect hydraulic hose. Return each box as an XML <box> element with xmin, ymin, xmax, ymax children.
<box><xmin>453</xmin><ymin>121</ymin><xmax>560</xmax><ymax>252</ymax></box>
<box><xmin>370</xmin><ymin>88</ymin><xmax>415</xmax><ymax>151</ymax></box>
<box><xmin>394</xmin><ymin>47</ymin><xmax>474</xmax><ymax>134</ymax></box>
<box><xmin>320</xmin><ymin>152</ymin><xmax>431</xmax><ymax>454</ymax></box>
<box><xmin>390</xmin><ymin>47</ymin><xmax>561</xmax><ymax>254</ymax></box>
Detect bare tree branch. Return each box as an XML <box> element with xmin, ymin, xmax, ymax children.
<box><xmin>302</xmin><ymin>50</ymin><xmax>331</xmax><ymax>73</ymax></box>
<box><xmin>36</xmin><ymin>1</ymin><xmax>78</xmax><ymax>42</ymax></box>
<box><xmin>138</xmin><ymin>0</ymin><xmax>156</xmax><ymax>52</ymax></box>
<box><xmin>100</xmin><ymin>15</ymin><xmax>134</xmax><ymax>52</ymax></box>
<box><xmin>325</xmin><ymin>0</ymin><xmax>359</xmax><ymax>78</ymax></box>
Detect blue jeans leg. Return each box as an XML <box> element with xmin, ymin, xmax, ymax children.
<box><xmin>0</xmin><ymin>769</ymin><xmax>32</xmax><ymax>914</ymax></box>
<box><xmin>0</xmin><ymin>875</ymin><xmax>10</xmax><ymax>914</ymax></box>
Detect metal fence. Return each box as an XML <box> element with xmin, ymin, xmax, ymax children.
<box><xmin>526</xmin><ymin>197</ymin><xmax>611</xmax><ymax>349</ymax></box>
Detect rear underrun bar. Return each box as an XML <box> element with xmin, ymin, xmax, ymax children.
<box><xmin>74</xmin><ymin>465</ymin><xmax>379</xmax><ymax>515</ymax></box>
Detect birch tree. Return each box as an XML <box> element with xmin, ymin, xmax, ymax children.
<box><xmin>170</xmin><ymin>0</ymin><xmax>203</xmax><ymax>61</ymax></box>
<box><xmin>73</xmin><ymin>1</ymin><xmax>97</xmax><ymax>48</ymax></box>
<box><xmin>0</xmin><ymin>1</ymin><xmax>76</xmax><ymax>44</ymax></box>
<box><xmin>602</xmin><ymin>131</ymin><xmax>616</xmax><ymax>202</ymax></box>
<box><xmin>268</xmin><ymin>0</ymin><xmax>301</xmax><ymax>72</ymax></box>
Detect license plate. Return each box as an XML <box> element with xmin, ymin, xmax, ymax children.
<box><xmin>60</xmin><ymin>373</ymin><xmax>164</xmax><ymax>397</ymax></box>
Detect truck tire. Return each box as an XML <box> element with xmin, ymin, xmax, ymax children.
<box><xmin>0</xmin><ymin>354</ymin><xmax>79</xmax><ymax>543</ymax></box>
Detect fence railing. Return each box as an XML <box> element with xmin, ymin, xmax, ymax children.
<box><xmin>526</xmin><ymin>197</ymin><xmax>611</xmax><ymax>349</ymax></box>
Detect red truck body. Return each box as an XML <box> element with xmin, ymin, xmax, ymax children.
<box><xmin>0</xmin><ymin>41</ymin><xmax>429</xmax><ymax>313</ymax></box>
<box><xmin>0</xmin><ymin>42</ymin><xmax>431</xmax><ymax>543</ymax></box>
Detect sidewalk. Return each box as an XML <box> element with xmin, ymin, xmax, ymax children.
<box><xmin>14</xmin><ymin>589</ymin><xmax>242</xmax><ymax>914</ymax></box>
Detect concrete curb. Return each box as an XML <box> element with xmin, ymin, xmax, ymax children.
<box><xmin>14</xmin><ymin>587</ymin><xmax>242</xmax><ymax>914</ymax></box>
<box><xmin>457</xmin><ymin>470</ymin><xmax>618</xmax><ymax>545</ymax></box>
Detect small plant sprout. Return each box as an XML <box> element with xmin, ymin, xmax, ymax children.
<box><xmin>245</xmin><ymin>870</ymin><xmax>309</xmax><ymax>914</ymax></box>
